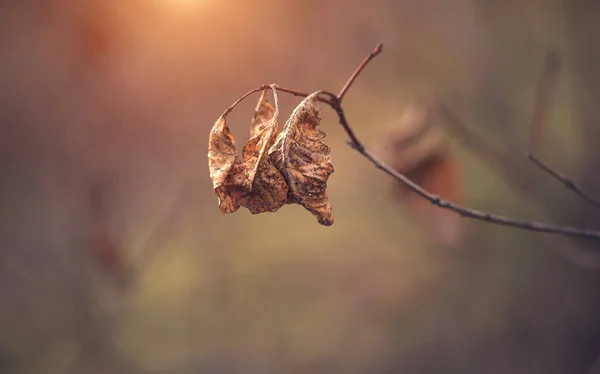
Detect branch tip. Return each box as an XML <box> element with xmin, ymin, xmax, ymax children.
<box><xmin>373</xmin><ymin>42</ymin><xmax>383</xmax><ymax>55</ymax></box>
<box><xmin>337</xmin><ymin>42</ymin><xmax>384</xmax><ymax>100</ymax></box>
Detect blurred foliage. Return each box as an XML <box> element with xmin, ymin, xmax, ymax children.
<box><xmin>1</xmin><ymin>1</ymin><xmax>600</xmax><ymax>373</ymax></box>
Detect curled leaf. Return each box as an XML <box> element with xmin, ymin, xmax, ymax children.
<box><xmin>243</xmin><ymin>89</ymin><xmax>279</xmax><ymax>187</ymax></box>
<box><xmin>248</xmin><ymin>89</ymin><xmax>278</xmax><ymax>142</ymax></box>
<box><xmin>208</xmin><ymin>115</ymin><xmax>245</xmax><ymax>213</ymax></box>
<box><xmin>241</xmin><ymin>90</ymin><xmax>288</xmax><ymax>214</ymax></box>
<box><xmin>242</xmin><ymin>158</ymin><xmax>289</xmax><ymax>214</ymax></box>
<box><xmin>208</xmin><ymin>115</ymin><xmax>238</xmax><ymax>190</ymax></box>
<box><xmin>269</xmin><ymin>92</ymin><xmax>335</xmax><ymax>226</ymax></box>
<box><xmin>208</xmin><ymin>87</ymin><xmax>288</xmax><ymax>215</ymax></box>
<box><xmin>208</xmin><ymin>88</ymin><xmax>336</xmax><ymax>225</ymax></box>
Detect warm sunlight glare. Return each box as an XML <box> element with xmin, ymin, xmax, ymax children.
<box><xmin>152</xmin><ymin>0</ymin><xmax>213</xmax><ymax>18</ymax></box>
<box><xmin>157</xmin><ymin>0</ymin><xmax>207</xmax><ymax>5</ymax></box>
<box><xmin>154</xmin><ymin>0</ymin><xmax>213</xmax><ymax>15</ymax></box>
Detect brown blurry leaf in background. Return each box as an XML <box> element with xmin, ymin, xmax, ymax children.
<box><xmin>269</xmin><ymin>92</ymin><xmax>335</xmax><ymax>226</ymax></box>
<box><xmin>76</xmin><ymin>1</ymin><xmax>121</xmax><ymax>71</ymax></box>
<box><xmin>87</xmin><ymin>178</ymin><xmax>130</xmax><ymax>288</ymax></box>
<box><xmin>383</xmin><ymin>99</ymin><xmax>463</xmax><ymax>246</ymax></box>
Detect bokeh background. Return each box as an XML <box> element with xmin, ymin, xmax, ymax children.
<box><xmin>2</xmin><ymin>0</ymin><xmax>600</xmax><ymax>373</ymax></box>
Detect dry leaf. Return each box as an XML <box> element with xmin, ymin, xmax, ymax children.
<box><xmin>241</xmin><ymin>159</ymin><xmax>289</xmax><ymax>214</ymax></box>
<box><xmin>269</xmin><ymin>92</ymin><xmax>335</xmax><ymax>226</ymax></box>
<box><xmin>208</xmin><ymin>115</ymin><xmax>244</xmax><ymax>213</ymax></box>
<box><xmin>86</xmin><ymin>180</ymin><xmax>131</xmax><ymax>289</ymax></box>
<box><xmin>208</xmin><ymin>89</ymin><xmax>289</xmax><ymax>215</ymax></box>
<box><xmin>243</xmin><ymin>90</ymin><xmax>279</xmax><ymax>185</ymax></box>
<box><xmin>240</xmin><ymin>90</ymin><xmax>289</xmax><ymax>214</ymax></box>
<box><xmin>208</xmin><ymin>89</ymin><xmax>335</xmax><ymax>225</ymax></box>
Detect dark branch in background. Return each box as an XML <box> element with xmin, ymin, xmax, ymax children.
<box><xmin>237</xmin><ymin>43</ymin><xmax>600</xmax><ymax>241</ymax></box>
<box><xmin>436</xmin><ymin>101</ymin><xmax>600</xmax><ymax>268</ymax></box>
<box><xmin>358</xmin><ymin>147</ymin><xmax>600</xmax><ymax>239</ymax></box>
<box><xmin>524</xmin><ymin>51</ymin><xmax>600</xmax><ymax>209</ymax></box>
<box><xmin>527</xmin><ymin>152</ymin><xmax>600</xmax><ymax>209</ymax></box>
<box><xmin>434</xmin><ymin>50</ymin><xmax>600</xmax><ymax>268</ymax></box>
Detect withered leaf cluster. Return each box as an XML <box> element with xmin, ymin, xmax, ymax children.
<box><xmin>208</xmin><ymin>89</ymin><xmax>334</xmax><ymax>226</ymax></box>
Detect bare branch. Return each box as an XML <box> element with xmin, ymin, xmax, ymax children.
<box><xmin>328</xmin><ymin>44</ymin><xmax>600</xmax><ymax>240</ymax></box>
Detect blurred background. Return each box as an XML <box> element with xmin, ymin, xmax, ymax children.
<box><xmin>2</xmin><ymin>0</ymin><xmax>600</xmax><ymax>373</ymax></box>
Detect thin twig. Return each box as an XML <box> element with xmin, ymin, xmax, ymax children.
<box><xmin>221</xmin><ymin>84</ymin><xmax>324</xmax><ymax>117</ymax></box>
<box><xmin>221</xmin><ymin>87</ymin><xmax>265</xmax><ymax>117</ymax></box>
<box><xmin>329</xmin><ymin>96</ymin><xmax>365</xmax><ymax>152</ymax></box>
<box><xmin>527</xmin><ymin>152</ymin><xmax>600</xmax><ymax>208</ymax></box>
<box><xmin>337</xmin><ymin>43</ymin><xmax>383</xmax><ymax>101</ymax></box>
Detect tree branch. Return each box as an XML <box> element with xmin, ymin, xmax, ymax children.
<box><xmin>331</xmin><ymin>43</ymin><xmax>600</xmax><ymax>240</ymax></box>
<box><xmin>257</xmin><ymin>43</ymin><xmax>600</xmax><ymax>241</ymax></box>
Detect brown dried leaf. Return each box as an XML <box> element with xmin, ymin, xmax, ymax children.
<box><xmin>269</xmin><ymin>92</ymin><xmax>335</xmax><ymax>226</ymax></box>
<box><xmin>208</xmin><ymin>115</ymin><xmax>238</xmax><ymax>189</ymax></box>
<box><xmin>241</xmin><ymin>91</ymin><xmax>288</xmax><ymax>214</ymax></box>
<box><xmin>208</xmin><ymin>115</ymin><xmax>245</xmax><ymax>213</ymax></box>
<box><xmin>208</xmin><ymin>89</ymin><xmax>288</xmax><ymax>215</ymax></box>
<box><xmin>242</xmin><ymin>90</ymin><xmax>279</xmax><ymax>186</ymax></box>
<box><xmin>248</xmin><ymin>89</ymin><xmax>278</xmax><ymax>142</ymax></box>
<box><xmin>242</xmin><ymin>158</ymin><xmax>289</xmax><ymax>214</ymax></box>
